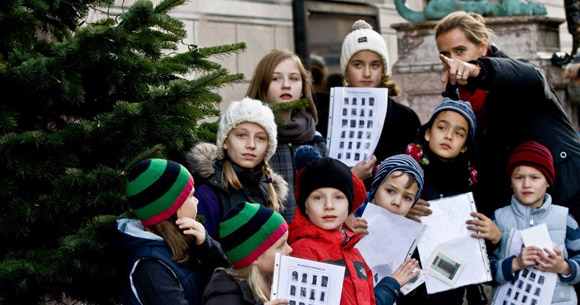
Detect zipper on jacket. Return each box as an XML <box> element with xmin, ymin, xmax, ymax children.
<box><xmin>529</xmin><ymin>214</ymin><xmax>534</xmax><ymax>226</ymax></box>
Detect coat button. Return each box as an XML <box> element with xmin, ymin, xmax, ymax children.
<box><xmin>560</xmin><ymin>151</ymin><xmax>567</xmax><ymax>159</ymax></box>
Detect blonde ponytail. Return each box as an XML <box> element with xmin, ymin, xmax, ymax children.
<box><xmin>262</xmin><ymin>162</ymin><xmax>283</xmax><ymax>212</ymax></box>
<box><xmin>222</xmin><ymin>159</ymin><xmax>243</xmax><ymax>190</ymax></box>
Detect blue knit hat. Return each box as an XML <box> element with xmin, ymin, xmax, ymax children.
<box><xmin>369</xmin><ymin>154</ymin><xmax>424</xmax><ymax>206</ymax></box>
<box><xmin>428</xmin><ymin>98</ymin><xmax>477</xmax><ymax>141</ymax></box>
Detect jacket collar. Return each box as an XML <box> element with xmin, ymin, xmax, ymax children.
<box><xmin>510</xmin><ymin>193</ymin><xmax>552</xmax><ymax>219</ymax></box>
<box><xmin>288</xmin><ymin>207</ymin><xmax>361</xmax><ymax>249</ymax></box>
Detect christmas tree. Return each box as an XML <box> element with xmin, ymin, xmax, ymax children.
<box><xmin>0</xmin><ymin>0</ymin><xmax>245</xmax><ymax>303</ymax></box>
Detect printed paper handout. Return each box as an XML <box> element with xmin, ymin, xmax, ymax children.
<box><xmin>417</xmin><ymin>192</ymin><xmax>492</xmax><ymax>294</ymax></box>
<box><xmin>355</xmin><ymin>203</ymin><xmax>425</xmax><ymax>288</ymax></box>
<box><xmin>270</xmin><ymin>253</ymin><xmax>345</xmax><ymax>305</ymax></box>
<box><xmin>491</xmin><ymin>226</ymin><xmax>558</xmax><ymax>305</ymax></box>
<box><xmin>327</xmin><ymin>87</ymin><xmax>388</xmax><ymax>167</ymax></box>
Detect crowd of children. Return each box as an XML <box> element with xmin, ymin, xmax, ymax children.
<box><xmin>114</xmin><ymin>10</ymin><xmax>580</xmax><ymax>305</ymax></box>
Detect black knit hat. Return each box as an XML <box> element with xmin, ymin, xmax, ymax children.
<box><xmin>297</xmin><ymin>158</ymin><xmax>354</xmax><ymax>217</ymax></box>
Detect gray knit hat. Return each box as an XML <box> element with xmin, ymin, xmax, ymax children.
<box><xmin>216</xmin><ymin>97</ymin><xmax>277</xmax><ymax>161</ymax></box>
<box><xmin>340</xmin><ymin>20</ymin><xmax>390</xmax><ymax>76</ymax></box>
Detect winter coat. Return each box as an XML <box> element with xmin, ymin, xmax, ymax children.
<box><xmin>443</xmin><ymin>46</ymin><xmax>580</xmax><ymax>219</ymax></box>
<box><xmin>490</xmin><ymin>194</ymin><xmax>580</xmax><ymax>305</ymax></box>
<box><xmin>115</xmin><ymin>219</ymin><xmax>230</xmax><ymax>305</ymax></box>
<box><xmin>288</xmin><ymin>207</ymin><xmax>376</xmax><ymax>305</ymax></box>
<box><xmin>202</xmin><ymin>269</ymin><xmax>262</xmax><ymax>305</ymax></box>
<box><xmin>186</xmin><ymin>143</ymin><xmax>288</xmax><ymax>238</ymax></box>
<box><xmin>269</xmin><ymin>135</ymin><xmax>327</xmax><ymax>222</ymax></box>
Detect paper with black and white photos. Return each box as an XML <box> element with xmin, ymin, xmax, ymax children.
<box><xmin>327</xmin><ymin>87</ymin><xmax>388</xmax><ymax>167</ymax></box>
<box><xmin>270</xmin><ymin>253</ymin><xmax>345</xmax><ymax>305</ymax></box>
<box><xmin>417</xmin><ymin>192</ymin><xmax>492</xmax><ymax>294</ymax></box>
<box><xmin>355</xmin><ymin>203</ymin><xmax>426</xmax><ymax>288</ymax></box>
<box><xmin>491</xmin><ymin>228</ymin><xmax>558</xmax><ymax>305</ymax></box>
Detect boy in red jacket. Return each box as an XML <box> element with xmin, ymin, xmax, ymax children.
<box><xmin>288</xmin><ymin>150</ymin><xmax>376</xmax><ymax>305</ymax></box>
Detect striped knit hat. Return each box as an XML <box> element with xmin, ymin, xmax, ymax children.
<box><xmin>126</xmin><ymin>159</ymin><xmax>194</xmax><ymax>226</ymax></box>
<box><xmin>370</xmin><ymin>154</ymin><xmax>424</xmax><ymax>206</ymax></box>
<box><xmin>220</xmin><ymin>202</ymin><xmax>288</xmax><ymax>269</ymax></box>
<box><xmin>426</xmin><ymin>98</ymin><xmax>477</xmax><ymax>141</ymax></box>
<box><xmin>507</xmin><ymin>141</ymin><xmax>555</xmax><ymax>185</ymax></box>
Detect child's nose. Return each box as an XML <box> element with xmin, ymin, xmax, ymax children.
<box><xmin>246</xmin><ymin>137</ymin><xmax>255</xmax><ymax>148</ymax></box>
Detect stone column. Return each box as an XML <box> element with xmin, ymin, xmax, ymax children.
<box><xmin>391</xmin><ymin>16</ymin><xmax>578</xmax><ymax>129</ymax></box>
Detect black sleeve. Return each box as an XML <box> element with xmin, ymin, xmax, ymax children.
<box><xmin>133</xmin><ymin>259</ymin><xmax>189</xmax><ymax>305</ymax></box>
<box><xmin>192</xmin><ymin>232</ymin><xmax>232</xmax><ymax>279</ymax></box>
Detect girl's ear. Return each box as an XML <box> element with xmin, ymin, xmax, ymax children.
<box><xmin>222</xmin><ymin>142</ymin><xmax>228</xmax><ymax>150</ymax></box>
<box><xmin>424</xmin><ymin>128</ymin><xmax>431</xmax><ymax>142</ymax></box>
<box><xmin>461</xmin><ymin>144</ymin><xmax>468</xmax><ymax>153</ymax></box>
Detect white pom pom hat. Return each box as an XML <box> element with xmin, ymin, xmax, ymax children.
<box><xmin>340</xmin><ymin>20</ymin><xmax>390</xmax><ymax>76</ymax></box>
<box><xmin>216</xmin><ymin>97</ymin><xmax>278</xmax><ymax>161</ymax></box>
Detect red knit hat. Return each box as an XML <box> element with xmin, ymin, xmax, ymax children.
<box><xmin>506</xmin><ymin>141</ymin><xmax>554</xmax><ymax>185</ymax></box>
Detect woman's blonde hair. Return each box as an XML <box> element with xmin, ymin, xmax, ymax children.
<box><xmin>147</xmin><ymin>214</ymin><xmax>192</xmax><ymax>264</ymax></box>
<box><xmin>435</xmin><ymin>11</ymin><xmax>495</xmax><ymax>45</ymax></box>
<box><xmin>246</xmin><ymin>49</ymin><xmax>318</xmax><ymax>124</ymax></box>
<box><xmin>222</xmin><ymin>159</ymin><xmax>283</xmax><ymax>212</ymax></box>
<box><xmin>225</xmin><ymin>265</ymin><xmax>271</xmax><ymax>303</ymax></box>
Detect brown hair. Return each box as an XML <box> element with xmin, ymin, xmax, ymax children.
<box><xmin>246</xmin><ymin>49</ymin><xmax>318</xmax><ymax>123</ymax></box>
<box><xmin>147</xmin><ymin>214</ymin><xmax>192</xmax><ymax>264</ymax></box>
<box><xmin>434</xmin><ymin>11</ymin><xmax>494</xmax><ymax>45</ymax></box>
<box><xmin>222</xmin><ymin>159</ymin><xmax>283</xmax><ymax>212</ymax></box>
<box><xmin>390</xmin><ymin>171</ymin><xmax>419</xmax><ymax>190</ymax></box>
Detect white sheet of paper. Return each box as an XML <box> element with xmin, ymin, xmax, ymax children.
<box><xmin>270</xmin><ymin>253</ymin><xmax>345</xmax><ymax>305</ymax></box>
<box><xmin>491</xmin><ymin>229</ymin><xmax>558</xmax><ymax>305</ymax></box>
<box><xmin>355</xmin><ymin>203</ymin><xmax>426</xmax><ymax>286</ymax></box>
<box><xmin>327</xmin><ymin>87</ymin><xmax>388</xmax><ymax>167</ymax></box>
<box><xmin>417</xmin><ymin>192</ymin><xmax>492</xmax><ymax>294</ymax></box>
<box><xmin>521</xmin><ymin>223</ymin><xmax>553</xmax><ymax>251</ymax></box>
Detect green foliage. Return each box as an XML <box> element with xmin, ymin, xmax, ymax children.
<box><xmin>0</xmin><ymin>0</ymin><xmax>245</xmax><ymax>303</ymax></box>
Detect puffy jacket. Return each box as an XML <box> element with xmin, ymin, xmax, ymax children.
<box><xmin>288</xmin><ymin>207</ymin><xmax>376</xmax><ymax>305</ymax></box>
<box><xmin>491</xmin><ymin>194</ymin><xmax>580</xmax><ymax>305</ymax></box>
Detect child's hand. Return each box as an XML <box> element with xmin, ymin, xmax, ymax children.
<box><xmin>406</xmin><ymin>199</ymin><xmax>432</xmax><ymax>223</ymax></box>
<box><xmin>351</xmin><ymin>155</ymin><xmax>377</xmax><ymax>181</ymax></box>
<box><xmin>265</xmin><ymin>299</ymin><xmax>289</xmax><ymax>305</ymax></box>
<box><xmin>350</xmin><ymin>217</ymin><xmax>369</xmax><ymax>235</ymax></box>
<box><xmin>466</xmin><ymin>212</ymin><xmax>501</xmax><ymax>244</ymax></box>
<box><xmin>513</xmin><ymin>246</ymin><xmax>542</xmax><ymax>272</ymax></box>
<box><xmin>391</xmin><ymin>258</ymin><xmax>421</xmax><ymax>287</ymax></box>
<box><xmin>536</xmin><ymin>248</ymin><xmax>571</xmax><ymax>276</ymax></box>
<box><xmin>176</xmin><ymin>217</ymin><xmax>206</xmax><ymax>245</ymax></box>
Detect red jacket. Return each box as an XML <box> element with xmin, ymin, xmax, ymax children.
<box><xmin>288</xmin><ymin>207</ymin><xmax>376</xmax><ymax>305</ymax></box>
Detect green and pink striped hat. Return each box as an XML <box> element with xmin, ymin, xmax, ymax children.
<box><xmin>126</xmin><ymin>159</ymin><xmax>194</xmax><ymax>226</ymax></box>
<box><xmin>219</xmin><ymin>202</ymin><xmax>288</xmax><ymax>269</ymax></box>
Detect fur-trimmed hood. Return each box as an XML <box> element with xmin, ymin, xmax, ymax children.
<box><xmin>186</xmin><ymin>142</ymin><xmax>289</xmax><ymax>205</ymax></box>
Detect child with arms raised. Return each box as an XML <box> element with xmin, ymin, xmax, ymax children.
<box><xmin>203</xmin><ymin>202</ymin><xmax>292</xmax><ymax>305</ymax></box>
<box><xmin>187</xmin><ymin>98</ymin><xmax>287</xmax><ymax>238</ymax></box>
<box><xmin>491</xmin><ymin>141</ymin><xmax>580</xmax><ymax>305</ymax></box>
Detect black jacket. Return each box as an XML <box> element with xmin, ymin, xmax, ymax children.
<box><xmin>444</xmin><ymin>46</ymin><xmax>580</xmax><ymax>219</ymax></box>
<box><xmin>202</xmin><ymin>269</ymin><xmax>263</xmax><ymax>305</ymax></box>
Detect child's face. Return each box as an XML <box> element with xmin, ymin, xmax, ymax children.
<box><xmin>255</xmin><ymin>231</ymin><xmax>292</xmax><ymax>276</ymax></box>
<box><xmin>267</xmin><ymin>58</ymin><xmax>303</xmax><ymax>104</ymax></box>
<box><xmin>176</xmin><ymin>187</ymin><xmax>198</xmax><ymax>219</ymax></box>
<box><xmin>345</xmin><ymin>50</ymin><xmax>383</xmax><ymax>88</ymax></box>
<box><xmin>511</xmin><ymin>165</ymin><xmax>549</xmax><ymax>210</ymax></box>
<box><xmin>305</xmin><ymin>187</ymin><xmax>349</xmax><ymax>231</ymax></box>
<box><xmin>223</xmin><ymin>122</ymin><xmax>268</xmax><ymax>169</ymax></box>
<box><xmin>424</xmin><ymin>110</ymin><xmax>468</xmax><ymax>160</ymax></box>
<box><xmin>373</xmin><ymin>171</ymin><xmax>419</xmax><ymax>216</ymax></box>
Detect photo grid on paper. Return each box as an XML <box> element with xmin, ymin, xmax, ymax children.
<box><xmin>501</xmin><ymin>267</ymin><xmax>546</xmax><ymax>305</ymax></box>
<box><xmin>336</xmin><ymin>96</ymin><xmax>376</xmax><ymax>162</ymax></box>
<box><xmin>288</xmin><ymin>268</ymin><xmax>331</xmax><ymax>305</ymax></box>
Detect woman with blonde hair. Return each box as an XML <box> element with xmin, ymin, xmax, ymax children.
<box><xmin>186</xmin><ymin>97</ymin><xmax>288</xmax><ymax>238</ymax></box>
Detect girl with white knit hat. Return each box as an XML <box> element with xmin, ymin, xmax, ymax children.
<box><xmin>186</xmin><ymin>97</ymin><xmax>288</xmax><ymax>238</ymax></box>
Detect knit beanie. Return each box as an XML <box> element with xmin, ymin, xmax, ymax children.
<box><xmin>426</xmin><ymin>98</ymin><xmax>477</xmax><ymax>141</ymax></box>
<box><xmin>340</xmin><ymin>20</ymin><xmax>390</xmax><ymax>76</ymax></box>
<box><xmin>126</xmin><ymin>159</ymin><xmax>194</xmax><ymax>226</ymax></box>
<box><xmin>219</xmin><ymin>202</ymin><xmax>288</xmax><ymax>269</ymax></box>
<box><xmin>297</xmin><ymin>157</ymin><xmax>354</xmax><ymax>217</ymax></box>
<box><xmin>216</xmin><ymin>97</ymin><xmax>277</xmax><ymax>161</ymax></box>
<box><xmin>506</xmin><ymin>141</ymin><xmax>555</xmax><ymax>185</ymax></box>
<box><xmin>370</xmin><ymin>154</ymin><xmax>424</xmax><ymax>206</ymax></box>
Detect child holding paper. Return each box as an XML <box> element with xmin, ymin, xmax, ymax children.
<box><xmin>340</xmin><ymin>20</ymin><xmax>420</xmax><ymax>181</ymax></box>
<box><xmin>203</xmin><ymin>202</ymin><xmax>292</xmax><ymax>305</ymax></box>
<box><xmin>490</xmin><ymin>141</ymin><xmax>580</xmax><ymax>304</ymax></box>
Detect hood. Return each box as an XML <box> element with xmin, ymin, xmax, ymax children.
<box><xmin>115</xmin><ymin>218</ymin><xmax>166</xmax><ymax>255</ymax></box>
<box><xmin>186</xmin><ymin>142</ymin><xmax>289</xmax><ymax>204</ymax></box>
<box><xmin>288</xmin><ymin>206</ymin><xmax>361</xmax><ymax>249</ymax></box>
